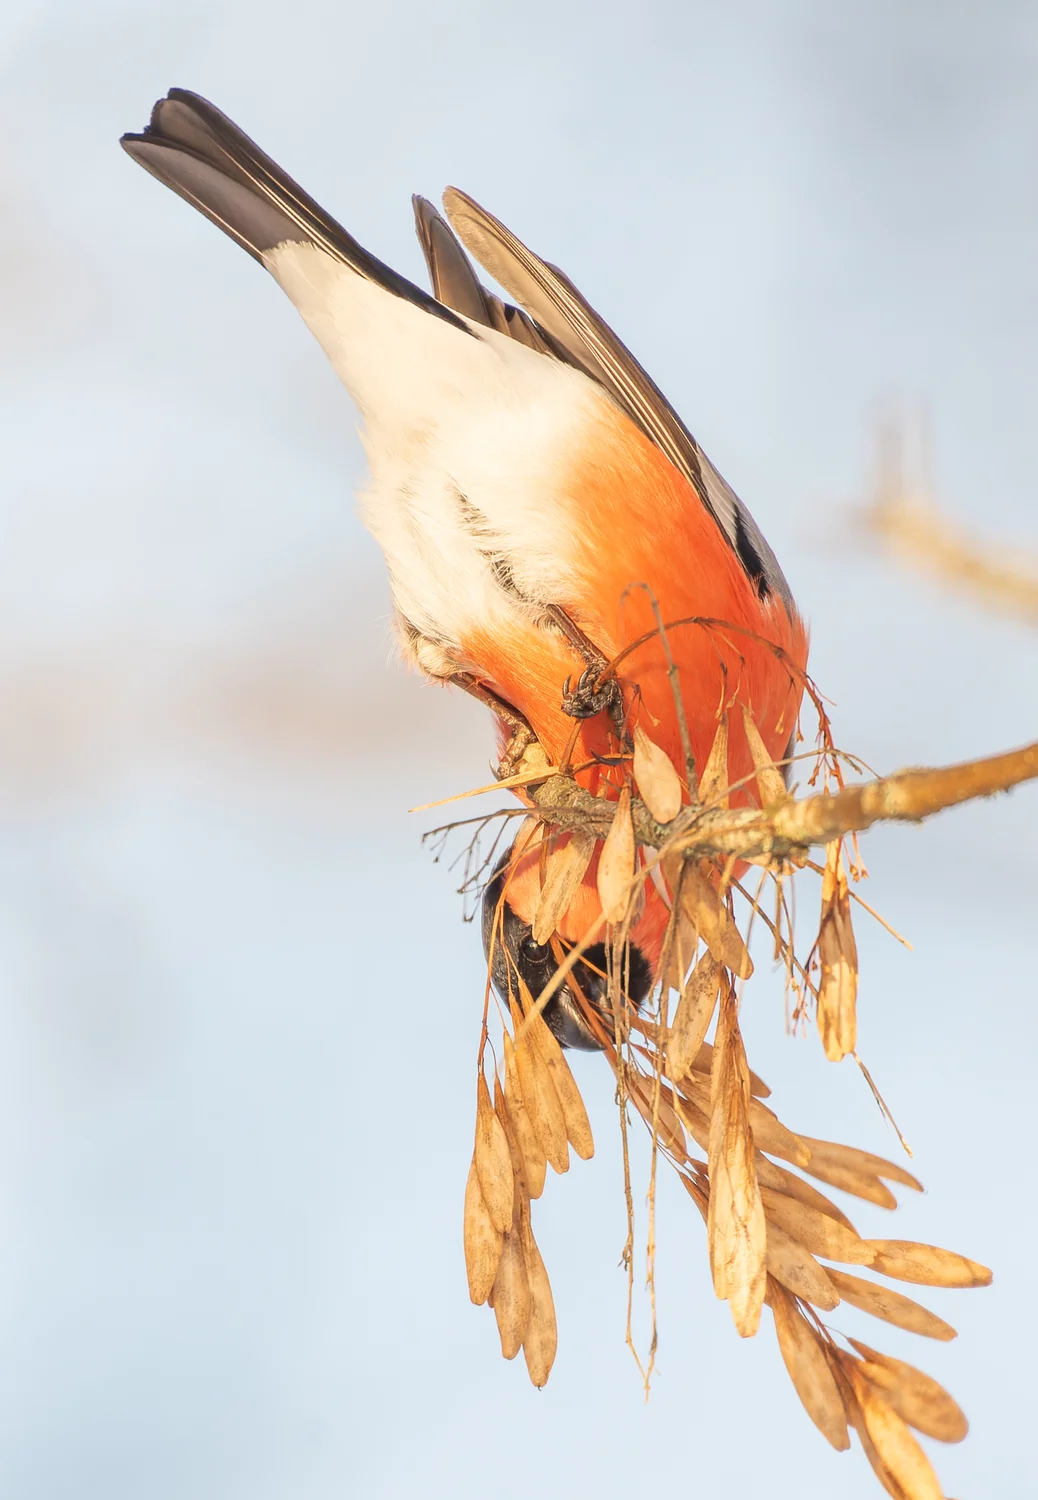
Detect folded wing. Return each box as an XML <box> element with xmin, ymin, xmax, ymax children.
<box><xmin>438</xmin><ymin>188</ymin><xmax>794</xmax><ymax>610</ymax></box>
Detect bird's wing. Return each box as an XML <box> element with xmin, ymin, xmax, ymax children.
<box><xmin>441</xmin><ymin>188</ymin><xmax>794</xmax><ymax>610</ymax></box>
<box><xmin>412</xmin><ymin>195</ymin><xmax>563</xmax><ymax>359</ymax></box>
<box><xmin>411</xmin><ymin>194</ymin><xmax>494</xmax><ymax>324</ymax></box>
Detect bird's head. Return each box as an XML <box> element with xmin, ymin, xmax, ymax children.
<box><xmin>481</xmin><ymin>834</ymin><xmax>658</xmax><ymax>1050</ymax></box>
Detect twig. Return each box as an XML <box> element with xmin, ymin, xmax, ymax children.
<box><xmin>526</xmin><ymin>738</ymin><xmax>1038</xmax><ymax>862</ymax></box>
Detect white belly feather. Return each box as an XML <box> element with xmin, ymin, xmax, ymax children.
<box><xmin>265</xmin><ymin>241</ymin><xmax>606</xmax><ymax>669</ymax></box>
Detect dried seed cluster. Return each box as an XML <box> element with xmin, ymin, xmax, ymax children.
<box><xmin>464</xmin><ymin>983</ymin><xmax>594</xmax><ymax>1385</ymax></box>
<box><xmin>456</xmin><ymin>683</ymin><xmax>993</xmax><ymax>1499</ymax></box>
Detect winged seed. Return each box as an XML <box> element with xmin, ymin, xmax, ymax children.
<box><xmin>697</xmin><ymin>713</ymin><xmax>730</xmax><ymax>808</ymax></box>
<box><xmin>526</xmin><ymin>998</ymin><xmax>595</xmax><ymax>1161</ymax></box>
<box><xmin>463</xmin><ymin>1154</ymin><xmax>503</xmax><ymax>1305</ymax></box>
<box><xmin>519</xmin><ymin>1211</ymin><xmax>558</xmax><ymax>1387</ymax></box>
<box><xmin>766</xmin><ymin>1223</ymin><xmax>841</xmax><ymax>1310</ymax></box>
<box><xmin>491</xmin><ymin>1224</ymin><xmax>531</xmax><ymax>1360</ymax></box>
<box><xmin>754</xmin><ymin>1155</ymin><xmax>860</xmax><ymax>1233</ymax></box>
<box><xmin>493</xmin><ymin>1076</ymin><xmax>531</xmax><ymax>1201</ymax></box>
<box><xmin>683</xmin><ymin>1072</ymin><xmax>809</xmax><ymax>1167</ymax></box>
<box><xmin>632</xmin><ymin>726</ymin><xmax>683</xmax><ymax>824</ymax></box>
<box><xmin>660</xmin><ymin>907</ymin><xmax>698</xmax><ymax>991</ymax></box>
<box><xmin>474</xmin><ymin>1074</ymin><xmax>514</xmax><ymax>1234</ymax></box>
<box><xmin>864</xmin><ymin>1240</ymin><xmax>992</xmax><ymax>1289</ymax></box>
<box><xmin>690</xmin><ymin>1039</ymin><xmax>771</xmax><ymax>1097</ymax></box>
<box><xmin>707</xmin><ymin>985</ymin><xmax>767</xmax><ymax>1336</ymax></box>
<box><xmin>626</xmin><ymin>1070</ymin><xmax>688</xmax><ymax>1161</ymax></box>
<box><xmin>678</xmin><ymin>863</ymin><xmax>753</xmax><ymax>979</ymax></box>
<box><xmin>846</xmin><ymin>1361</ymin><xmax>944</xmax><ymax>1500</ymax></box>
<box><xmin>848</xmin><ymin>1341</ymin><xmax>968</xmax><ymax>1444</ymax></box>
<box><xmin>597</xmin><ymin>786</ymin><xmax>635</xmax><ymax>923</ymax></box>
<box><xmin>760</xmin><ymin>1185</ymin><xmax>874</xmax><ymax>1265</ymax></box>
<box><xmin>741</xmin><ymin>706</ymin><xmax>788</xmax><ymax>806</ymax></box>
<box><xmin>825</xmin><ymin>1268</ymin><xmax>957</xmax><ymax>1341</ymax></box>
<box><xmin>801</xmin><ymin>1159</ymin><xmax>898</xmax><ymax>1210</ymax></box>
<box><xmin>799</xmin><ymin>1137</ymin><xmax>923</xmax><ymax>1193</ymax></box>
<box><xmin>768</xmin><ymin>1280</ymin><xmax>850</xmax><ymax>1450</ymax></box>
<box><xmin>667</xmin><ymin>953</ymin><xmax>721</xmax><ymax>1078</ymax></box>
<box><xmin>531</xmin><ymin>831</ymin><xmax>595</xmax><ymax>946</ymax></box>
<box><xmin>503</xmin><ymin>1033</ymin><xmax>547</xmax><ymax>1199</ymax></box>
<box><xmin>510</xmin><ymin>997</ymin><xmax>569</xmax><ymax>1174</ymax></box>
<box><xmin>816</xmin><ymin>843</ymin><xmax>858</xmax><ymax>1062</ymax></box>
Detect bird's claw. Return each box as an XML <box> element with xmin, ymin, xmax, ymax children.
<box><xmin>561</xmin><ymin>668</ymin><xmax>619</xmax><ymax>720</ymax></box>
<box><xmin>496</xmin><ymin>723</ymin><xmax>537</xmax><ymax>779</ymax></box>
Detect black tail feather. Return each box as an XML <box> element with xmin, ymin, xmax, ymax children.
<box><xmin>121</xmin><ymin>90</ymin><xmax>470</xmax><ymax>333</ymax></box>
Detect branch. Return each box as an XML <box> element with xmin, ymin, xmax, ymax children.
<box><xmin>529</xmin><ymin>739</ymin><xmax>1038</xmax><ymax>862</ymax></box>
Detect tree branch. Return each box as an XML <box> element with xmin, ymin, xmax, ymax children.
<box><xmin>529</xmin><ymin>739</ymin><xmax>1038</xmax><ymax>862</ymax></box>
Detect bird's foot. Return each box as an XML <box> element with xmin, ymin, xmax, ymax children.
<box><xmin>497</xmin><ymin>722</ymin><xmax>539</xmax><ymax>780</ymax></box>
<box><xmin>561</xmin><ymin>668</ymin><xmax>621</xmax><ymax>720</ymax></box>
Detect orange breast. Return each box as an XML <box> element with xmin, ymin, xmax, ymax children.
<box><xmin>462</xmin><ymin>399</ymin><xmax>808</xmax><ymax>968</ymax></box>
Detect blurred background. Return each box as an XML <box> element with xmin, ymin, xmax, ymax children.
<box><xmin>1</xmin><ymin>2</ymin><xmax>1036</xmax><ymax>1496</ymax></box>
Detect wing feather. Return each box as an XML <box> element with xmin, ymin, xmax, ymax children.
<box><xmin>412</xmin><ymin>195</ymin><xmax>562</xmax><ymax>360</ymax></box>
<box><xmin>442</xmin><ymin>187</ymin><xmax>793</xmax><ymax>608</ymax></box>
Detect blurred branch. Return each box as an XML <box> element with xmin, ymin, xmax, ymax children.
<box><xmin>859</xmin><ymin>410</ymin><xmax>1038</xmax><ymax>625</ymax></box>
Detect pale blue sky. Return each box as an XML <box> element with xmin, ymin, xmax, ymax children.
<box><xmin>1</xmin><ymin>3</ymin><xmax>1036</xmax><ymax>1497</ymax></box>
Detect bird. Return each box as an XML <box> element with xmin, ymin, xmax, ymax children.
<box><xmin>122</xmin><ymin>90</ymin><xmax>808</xmax><ymax>1046</ymax></box>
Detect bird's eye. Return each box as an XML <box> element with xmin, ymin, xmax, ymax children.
<box><xmin>481</xmin><ymin>842</ymin><xmax>649</xmax><ymax>1052</ymax></box>
<box><xmin>519</xmin><ymin>933</ymin><xmax>549</xmax><ymax>961</ymax></box>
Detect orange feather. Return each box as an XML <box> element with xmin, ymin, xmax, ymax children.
<box><xmin>463</xmin><ymin>401</ymin><xmax>808</xmax><ymax>970</ymax></box>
